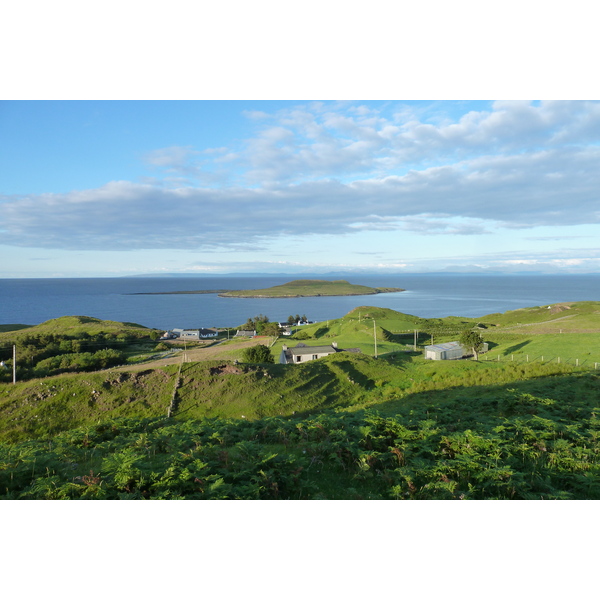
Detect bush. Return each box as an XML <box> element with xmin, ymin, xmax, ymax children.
<box><xmin>242</xmin><ymin>345</ymin><xmax>274</xmax><ymax>364</ymax></box>
<box><xmin>293</xmin><ymin>331</ymin><xmax>310</xmax><ymax>340</ymax></box>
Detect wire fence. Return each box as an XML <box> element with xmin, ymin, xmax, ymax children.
<box><xmin>480</xmin><ymin>352</ymin><xmax>600</xmax><ymax>369</ymax></box>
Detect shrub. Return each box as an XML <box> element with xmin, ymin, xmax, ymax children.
<box><xmin>242</xmin><ymin>345</ymin><xmax>274</xmax><ymax>364</ymax></box>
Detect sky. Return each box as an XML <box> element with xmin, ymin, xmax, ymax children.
<box><xmin>1</xmin><ymin>3</ymin><xmax>599</xmax><ymax>279</ymax></box>
<box><xmin>2</xmin><ymin>99</ymin><xmax>600</xmax><ymax>278</ymax></box>
<box><xmin>2</xmin><ymin>1</ymin><xmax>595</xmax><ymax>587</ymax></box>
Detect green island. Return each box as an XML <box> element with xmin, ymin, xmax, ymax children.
<box><xmin>1</xmin><ymin>301</ymin><xmax>600</xmax><ymax>499</ymax></box>
<box><xmin>218</xmin><ymin>279</ymin><xmax>404</xmax><ymax>298</ymax></box>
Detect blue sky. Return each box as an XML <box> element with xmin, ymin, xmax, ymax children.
<box><xmin>2</xmin><ymin>99</ymin><xmax>600</xmax><ymax>277</ymax></box>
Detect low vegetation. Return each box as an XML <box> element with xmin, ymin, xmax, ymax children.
<box><xmin>1</xmin><ymin>302</ymin><xmax>600</xmax><ymax>499</ymax></box>
<box><xmin>219</xmin><ymin>279</ymin><xmax>404</xmax><ymax>298</ymax></box>
<box><xmin>0</xmin><ymin>316</ymin><xmax>163</xmax><ymax>382</ymax></box>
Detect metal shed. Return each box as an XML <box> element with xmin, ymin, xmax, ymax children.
<box><xmin>424</xmin><ymin>341</ymin><xmax>465</xmax><ymax>360</ymax></box>
<box><xmin>424</xmin><ymin>341</ymin><xmax>488</xmax><ymax>360</ymax></box>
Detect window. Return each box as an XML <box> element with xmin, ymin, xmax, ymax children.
<box><xmin>312</xmin><ymin>355</ymin><xmax>318</xmax><ymax>360</ymax></box>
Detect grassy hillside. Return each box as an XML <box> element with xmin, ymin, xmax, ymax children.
<box><xmin>482</xmin><ymin>301</ymin><xmax>600</xmax><ymax>331</ymax></box>
<box><xmin>1</xmin><ymin>364</ymin><xmax>598</xmax><ymax>499</ymax></box>
<box><xmin>273</xmin><ymin>303</ymin><xmax>600</xmax><ymax>366</ymax></box>
<box><xmin>2</xmin><ymin>301</ymin><xmax>600</xmax><ymax>499</ymax></box>
<box><xmin>0</xmin><ymin>347</ymin><xmax>588</xmax><ymax>444</ymax></box>
<box><xmin>0</xmin><ymin>316</ymin><xmax>152</xmax><ymax>341</ymax></box>
<box><xmin>0</xmin><ymin>316</ymin><xmax>164</xmax><ymax>383</ymax></box>
<box><xmin>219</xmin><ymin>279</ymin><xmax>404</xmax><ymax>297</ymax></box>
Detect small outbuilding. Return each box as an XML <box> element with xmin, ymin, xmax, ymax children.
<box><xmin>424</xmin><ymin>341</ymin><xmax>488</xmax><ymax>360</ymax></box>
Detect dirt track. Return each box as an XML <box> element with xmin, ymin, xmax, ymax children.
<box><xmin>119</xmin><ymin>337</ymin><xmax>273</xmax><ymax>371</ymax></box>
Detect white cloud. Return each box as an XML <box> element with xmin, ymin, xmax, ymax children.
<box><xmin>143</xmin><ymin>146</ymin><xmax>199</xmax><ymax>171</ymax></box>
<box><xmin>2</xmin><ymin>139</ymin><xmax>600</xmax><ymax>252</ymax></box>
<box><xmin>2</xmin><ymin>100</ymin><xmax>600</xmax><ymax>270</ymax></box>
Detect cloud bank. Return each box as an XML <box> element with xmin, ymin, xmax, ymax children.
<box><xmin>2</xmin><ymin>101</ymin><xmax>600</xmax><ymax>253</ymax></box>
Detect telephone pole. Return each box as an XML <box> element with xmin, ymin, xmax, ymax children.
<box><xmin>13</xmin><ymin>344</ymin><xmax>16</xmax><ymax>384</ymax></box>
<box><xmin>373</xmin><ymin>320</ymin><xmax>378</xmax><ymax>358</ymax></box>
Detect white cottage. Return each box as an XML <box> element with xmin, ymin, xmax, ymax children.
<box><xmin>279</xmin><ymin>342</ymin><xmax>361</xmax><ymax>364</ymax></box>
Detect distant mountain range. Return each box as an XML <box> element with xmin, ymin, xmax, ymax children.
<box><xmin>127</xmin><ymin>270</ymin><xmax>557</xmax><ymax>278</ymax></box>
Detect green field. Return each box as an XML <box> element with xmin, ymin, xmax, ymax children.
<box><xmin>1</xmin><ymin>302</ymin><xmax>600</xmax><ymax>499</ymax></box>
<box><xmin>219</xmin><ymin>279</ymin><xmax>404</xmax><ymax>297</ymax></box>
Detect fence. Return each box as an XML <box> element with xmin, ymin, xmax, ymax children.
<box><xmin>482</xmin><ymin>352</ymin><xmax>600</xmax><ymax>369</ymax></box>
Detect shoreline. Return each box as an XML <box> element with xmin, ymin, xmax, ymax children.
<box><xmin>218</xmin><ymin>288</ymin><xmax>405</xmax><ymax>298</ymax></box>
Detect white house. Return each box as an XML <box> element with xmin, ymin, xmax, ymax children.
<box><xmin>199</xmin><ymin>328</ymin><xmax>218</xmax><ymax>338</ymax></box>
<box><xmin>170</xmin><ymin>328</ymin><xmax>219</xmax><ymax>340</ymax></box>
<box><xmin>279</xmin><ymin>342</ymin><xmax>361</xmax><ymax>364</ymax></box>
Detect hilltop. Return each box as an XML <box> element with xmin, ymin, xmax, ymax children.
<box><xmin>0</xmin><ymin>315</ymin><xmax>152</xmax><ymax>340</ymax></box>
<box><xmin>218</xmin><ymin>279</ymin><xmax>404</xmax><ymax>298</ymax></box>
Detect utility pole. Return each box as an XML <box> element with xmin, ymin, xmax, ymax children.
<box><xmin>414</xmin><ymin>329</ymin><xmax>417</xmax><ymax>351</ymax></box>
<box><xmin>13</xmin><ymin>344</ymin><xmax>16</xmax><ymax>384</ymax></box>
<box><xmin>373</xmin><ymin>319</ymin><xmax>378</xmax><ymax>358</ymax></box>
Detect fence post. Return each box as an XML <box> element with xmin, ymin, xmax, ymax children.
<box><xmin>557</xmin><ymin>356</ymin><xmax>560</xmax><ymax>364</ymax></box>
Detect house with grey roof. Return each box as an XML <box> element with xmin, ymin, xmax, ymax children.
<box><xmin>279</xmin><ymin>342</ymin><xmax>361</xmax><ymax>364</ymax></box>
<box><xmin>199</xmin><ymin>328</ymin><xmax>218</xmax><ymax>338</ymax></box>
<box><xmin>235</xmin><ymin>329</ymin><xmax>256</xmax><ymax>338</ymax></box>
<box><xmin>169</xmin><ymin>328</ymin><xmax>218</xmax><ymax>340</ymax></box>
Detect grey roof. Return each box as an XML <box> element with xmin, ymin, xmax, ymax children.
<box><xmin>286</xmin><ymin>344</ymin><xmax>338</xmax><ymax>356</ymax></box>
<box><xmin>424</xmin><ymin>341</ymin><xmax>463</xmax><ymax>352</ymax></box>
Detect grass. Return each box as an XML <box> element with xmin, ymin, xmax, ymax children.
<box><xmin>0</xmin><ymin>316</ymin><xmax>154</xmax><ymax>343</ymax></box>
<box><xmin>2</xmin><ymin>300</ymin><xmax>600</xmax><ymax>499</ymax></box>
<box><xmin>2</xmin><ymin>366</ymin><xmax>599</xmax><ymax>499</ymax></box>
<box><xmin>220</xmin><ymin>279</ymin><xmax>404</xmax><ymax>297</ymax></box>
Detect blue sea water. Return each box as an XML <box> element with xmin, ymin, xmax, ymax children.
<box><xmin>1</xmin><ymin>274</ymin><xmax>599</xmax><ymax>330</ymax></box>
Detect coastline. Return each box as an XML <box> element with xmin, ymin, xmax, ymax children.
<box><xmin>218</xmin><ymin>287</ymin><xmax>405</xmax><ymax>298</ymax></box>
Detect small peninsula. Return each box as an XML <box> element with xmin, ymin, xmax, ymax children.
<box><xmin>218</xmin><ymin>279</ymin><xmax>404</xmax><ymax>298</ymax></box>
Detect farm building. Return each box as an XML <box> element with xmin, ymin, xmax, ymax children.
<box><xmin>198</xmin><ymin>328</ymin><xmax>218</xmax><ymax>338</ymax></box>
<box><xmin>279</xmin><ymin>342</ymin><xmax>361</xmax><ymax>364</ymax></box>
<box><xmin>424</xmin><ymin>341</ymin><xmax>488</xmax><ymax>360</ymax></box>
<box><xmin>169</xmin><ymin>328</ymin><xmax>218</xmax><ymax>340</ymax></box>
<box><xmin>235</xmin><ymin>329</ymin><xmax>256</xmax><ymax>338</ymax></box>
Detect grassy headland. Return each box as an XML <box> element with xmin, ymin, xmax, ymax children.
<box><xmin>218</xmin><ymin>279</ymin><xmax>404</xmax><ymax>298</ymax></box>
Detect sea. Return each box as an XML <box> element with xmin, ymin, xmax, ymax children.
<box><xmin>1</xmin><ymin>274</ymin><xmax>599</xmax><ymax>331</ymax></box>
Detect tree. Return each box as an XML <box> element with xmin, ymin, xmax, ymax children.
<box><xmin>459</xmin><ymin>330</ymin><xmax>485</xmax><ymax>361</ymax></box>
<box><xmin>242</xmin><ymin>345</ymin><xmax>274</xmax><ymax>364</ymax></box>
<box><xmin>258</xmin><ymin>322</ymin><xmax>281</xmax><ymax>337</ymax></box>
